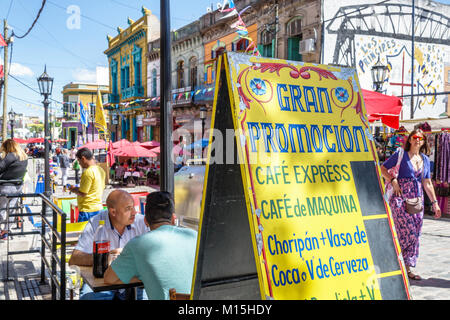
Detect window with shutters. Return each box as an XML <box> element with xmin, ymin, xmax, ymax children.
<box><xmin>236</xmin><ymin>39</ymin><xmax>249</xmax><ymax>52</ymax></box>
<box><xmin>189</xmin><ymin>56</ymin><xmax>198</xmax><ymax>88</ymax></box>
<box><xmin>177</xmin><ymin>60</ymin><xmax>185</xmax><ymax>88</ymax></box>
<box><xmin>260</xmin><ymin>30</ymin><xmax>274</xmax><ymax>58</ymax></box>
<box><xmin>151</xmin><ymin>69</ymin><xmax>157</xmax><ymax>97</ymax></box>
<box><xmin>287</xmin><ymin>17</ymin><xmax>303</xmax><ymax>62</ymax></box>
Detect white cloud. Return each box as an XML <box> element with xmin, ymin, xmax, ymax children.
<box><xmin>9</xmin><ymin>63</ymin><xmax>34</xmax><ymax>77</ymax></box>
<box><xmin>72</xmin><ymin>68</ymin><xmax>97</xmax><ymax>83</ymax></box>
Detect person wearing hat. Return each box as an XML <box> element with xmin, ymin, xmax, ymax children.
<box><xmin>104</xmin><ymin>191</ymin><xmax>198</xmax><ymax>300</ymax></box>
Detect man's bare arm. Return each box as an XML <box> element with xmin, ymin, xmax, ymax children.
<box><xmin>68</xmin><ymin>249</ymin><xmax>93</xmax><ymax>266</ymax></box>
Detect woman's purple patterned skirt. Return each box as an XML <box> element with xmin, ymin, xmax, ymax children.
<box><xmin>389</xmin><ymin>171</ymin><xmax>424</xmax><ymax>268</ymax></box>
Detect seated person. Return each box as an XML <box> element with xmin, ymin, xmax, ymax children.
<box><xmin>69</xmin><ymin>189</ymin><xmax>149</xmax><ymax>300</ymax></box>
<box><xmin>115</xmin><ymin>163</ymin><xmax>125</xmax><ymax>180</ymax></box>
<box><xmin>104</xmin><ymin>191</ymin><xmax>198</xmax><ymax>300</ymax></box>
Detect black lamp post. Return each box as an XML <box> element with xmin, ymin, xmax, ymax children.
<box><xmin>37</xmin><ymin>66</ymin><xmax>54</xmax><ymax>196</ymax></box>
<box><xmin>371</xmin><ymin>56</ymin><xmax>388</xmax><ymax>93</ymax></box>
<box><xmin>8</xmin><ymin>109</ymin><xmax>15</xmax><ymax>139</ymax></box>
<box><xmin>200</xmin><ymin>106</ymin><xmax>207</xmax><ymax>139</ymax></box>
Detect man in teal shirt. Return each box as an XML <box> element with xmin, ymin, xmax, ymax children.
<box><xmin>104</xmin><ymin>191</ymin><xmax>198</xmax><ymax>300</ymax></box>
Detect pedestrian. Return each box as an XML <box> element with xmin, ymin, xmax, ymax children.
<box><xmin>69</xmin><ymin>147</ymin><xmax>105</xmax><ymax>222</ymax></box>
<box><xmin>381</xmin><ymin>129</ymin><xmax>441</xmax><ymax>281</ymax></box>
<box><xmin>69</xmin><ymin>189</ymin><xmax>149</xmax><ymax>300</ymax></box>
<box><xmin>0</xmin><ymin>140</ymin><xmax>28</xmax><ymax>239</ymax></box>
<box><xmin>70</xmin><ymin>146</ymin><xmax>77</xmax><ymax>163</ymax></box>
<box><xmin>73</xmin><ymin>158</ymin><xmax>81</xmax><ymax>185</ymax></box>
<box><xmin>104</xmin><ymin>191</ymin><xmax>198</xmax><ymax>300</ymax></box>
<box><xmin>58</xmin><ymin>149</ymin><xmax>71</xmax><ymax>189</ymax></box>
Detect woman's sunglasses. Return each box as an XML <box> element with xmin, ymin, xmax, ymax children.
<box><xmin>411</xmin><ymin>135</ymin><xmax>424</xmax><ymax>141</ymax></box>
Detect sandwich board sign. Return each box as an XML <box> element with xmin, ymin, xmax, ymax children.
<box><xmin>191</xmin><ymin>52</ymin><xmax>410</xmax><ymax>300</ymax></box>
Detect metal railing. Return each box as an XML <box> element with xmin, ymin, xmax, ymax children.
<box><xmin>2</xmin><ymin>190</ymin><xmax>67</xmax><ymax>300</ymax></box>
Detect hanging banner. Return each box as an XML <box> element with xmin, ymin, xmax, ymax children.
<box><xmin>191</xmin><ymin>52</ymin><xmax>410</xmax><ymax>300</ymax></box>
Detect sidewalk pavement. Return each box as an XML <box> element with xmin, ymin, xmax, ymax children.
<box><xmin>408</xmin><ymin>214</ymin><xmax>450</xmax><ymax>300</ymax></box>
<box><xmin>0</xmin><ymin>166</ymin><xmax>449</xmax><ymax>299</ymax></box>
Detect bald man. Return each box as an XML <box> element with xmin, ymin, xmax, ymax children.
<box><xmin>69</xmin><ymin>189</ymin><xmax>149</xmax><ymax>300</ymax></box>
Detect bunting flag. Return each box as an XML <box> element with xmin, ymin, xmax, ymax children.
<box><xmin>79</xmin><ymin>101</ymin><xmax>89</xmax><ymax>126</ymax></box>
<box><xmin>94</xmin><ymin>89</ymin><xmax>107</xmax><ymax>133</ymax></box>
<box><xmin>0</xmin><ymin>34</ymin><xmax>7</xmax><ymax>47</ymax></box>
<box><xmin>220</xmin><ymin>0</ymin><xmax>259</xmax><ymax>56</ymax></box>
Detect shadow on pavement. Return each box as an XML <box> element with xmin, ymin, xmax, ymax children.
<box><xmin>410</xmin><ymin>277</ymin><xmax>450</xmax><ymax>289</ymax></box>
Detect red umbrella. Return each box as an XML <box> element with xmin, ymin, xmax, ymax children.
<box><xmin>362</xmin><ymin>89</ymin><xmax>403</xmax><ymax>129</ymax></box>
<box><xmin>80</xmin><ymin>139</ymin><xmax>107</xmax><ymax>150</ymax></box>
<box><xmin>55</xmin><ymin>138</ymin><xmax>68</xmax><ymax>143</ymax></box>
<box><xmin>140</xmin><ymin>141</ymin><xmax>160</xmax><ymax>148</ymax></box>
<box><xmin>13</xmin><ymin>138</ymin><xmax>28</xmax><ymax>144</ymax></box>
<box><xmin>111</xmin><ymin>145</ymin><xmax>157</xmax><ymax>158</ymax></box>
<box><xmin>107</xmin><ymin>140</ymin><xmax>115</xmax><ymax>166</ymax></box>
<box><xmin>27</xmin><ymin>137</ymin><xmax>45</xmax><ymax>143</ymax></box>
<box><xmin>112</xmin><ymin>139</ymin><xmax>132</xmax><ymax>148</ymax></box>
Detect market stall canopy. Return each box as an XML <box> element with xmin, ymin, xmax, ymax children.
<box><xmin>111</xmin><ymin>144</ymin><xmax>157</xmax><ymax>158</ymax></box>
<box><xmin>362</xmin><ymin>89</ymin><xmax>403</xmax><ymax>129</ymax></box>
<box><xmin>13</xmin><ymin>138</ymin><xmax>28</xmax><ymax>144</ymax></box>
<box><xmin>79</xmin><ymin>139</ymin><xmax>107</xmax><ymax>150</ymax></box>
<box><xmin>399</xmin><ymin>117</ymin><xmax>450</xmax><ymax>132</ymax></box>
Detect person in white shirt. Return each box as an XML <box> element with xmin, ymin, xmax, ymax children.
<box><xmin>69</xmin><ymin>189</ymin><xmax>149</xmax><ymax>300</ymax></box>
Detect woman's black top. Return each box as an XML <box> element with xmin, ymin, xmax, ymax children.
<box><xmin>0</xmin><ymin>153</ymin><xmax>28</xmax><ymax>184</ymax></box>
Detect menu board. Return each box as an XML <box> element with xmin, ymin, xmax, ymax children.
<box><xmin>191</xmin><ymin>53</ymin><xmax>410</xmax><ymax>300</ymax></box>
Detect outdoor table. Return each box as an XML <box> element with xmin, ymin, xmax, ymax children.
<box><xmin>78</xmin><ymin>265</ymin><xmax>144</xmax><ymax>300</ymax></box>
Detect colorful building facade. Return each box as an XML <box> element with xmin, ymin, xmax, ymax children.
<box><xmin>61</xmin><ymin>82</ymin><xmax>109</xmax><ymax>148</ymax></box>
<box><xmin>104</xmin><ymin>6</ymin><xmax>160</xmax><ymax>142</ymax></box>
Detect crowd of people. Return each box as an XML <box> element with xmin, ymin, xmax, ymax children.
<box><xmin>111</xmin><ymin>159</ymin><xmax>161</xmax><ymax>185</ymax></box>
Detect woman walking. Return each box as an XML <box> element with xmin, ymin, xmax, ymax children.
<box><xmin>0</xmin><ymin>139</ymin><xmax>28</xmax><ymax>239</ymax></box>
<box><xmin>381</xmin><ymin>129</ymin><xmax>441</xmax><ymax>280</ymax></box>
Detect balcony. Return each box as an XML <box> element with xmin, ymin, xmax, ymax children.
<box><xmin>172</xmin><ymin>86</ymin><xmax>192</xmax><ymax>106</ymax></box>
<box><xmin>122</xmin><ymin>86</ymin><xmax>144</xmax><ymax>100</ymax></box>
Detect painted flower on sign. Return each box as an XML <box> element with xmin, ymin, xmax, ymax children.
<box><xmin>335</xmin><ymin>87</ymin><xmax>349</xmax><ymax>103</ymax></box>
<box><xmin>250</xmin><ymin>78</ymin><xmax>267</xmax><ymax>95</ymax></box>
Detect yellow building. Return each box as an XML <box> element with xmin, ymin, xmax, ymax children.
<box><xmin>104</xmin><ymin>6</ymin><xmax>160</xmax><ymax>142</ymax></box>
<box><xmin>61</xmin><ymin>82</ymin><xmax>109</xmax><ymax>148</ymax></box>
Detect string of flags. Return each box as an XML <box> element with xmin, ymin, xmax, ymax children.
<box><xmin>219</xmin><ymin>0</ymin><xmax>260</xmax><ymax>56</ymax></box>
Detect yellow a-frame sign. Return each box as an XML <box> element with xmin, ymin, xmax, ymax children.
<box><xmin>191</xmin><ymin>53</ymin><xmax>410</xmax><ymax>300</ymax></box>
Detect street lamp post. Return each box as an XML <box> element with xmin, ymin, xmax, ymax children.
<box><xmin>8</xmin><ymin>109</ymin><xmax>15</xmax><ymax>139</ymax></box>
<box><xmin>371</xmin><ymin>56</ymin><xmax>388</xmax><ymax>93</ymax></box>
<box><xmin>37</xmin><ymin>66</ymin><xmax>54</xmax><ymax>196</ymax></box>
<box><xmin>200</xmin><ymin>106</ymin><xmax>207</xmax><ymax>139</ymax></box>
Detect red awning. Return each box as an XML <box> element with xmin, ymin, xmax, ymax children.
<box><xmin>362</xmin><ymin>89</ymin><xmax>403</xmax><ymax>129</ymax></box>
<box><xmin>111</xmin><ymin>145</ymin><xmax>157</xmax><ymax>158</ymax></box>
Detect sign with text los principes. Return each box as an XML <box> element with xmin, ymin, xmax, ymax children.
<box><xmin>223</xmin><ymin>52</ymin><xmax>410</xmax><ymax>300</ymax></box>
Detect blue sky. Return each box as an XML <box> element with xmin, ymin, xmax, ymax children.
<box><xmin>1</xmin><ymin>0</ymin><xmax>450</xmax><ymax>119</ymax></box>
<box><xmin>0</xmin><ymin>0</ymin><xmax>215</xmax><ymax>118</ymax></box>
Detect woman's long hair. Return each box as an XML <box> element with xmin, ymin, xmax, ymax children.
<box><xmin>404</xmin><ymin>129</ymin><xmax>430</xmax><ymax>155</ymax></box>
<box><xmin>1</xmin><ymin>139</ymin><xmax>28</xmax><ymax>161</ymax></box>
